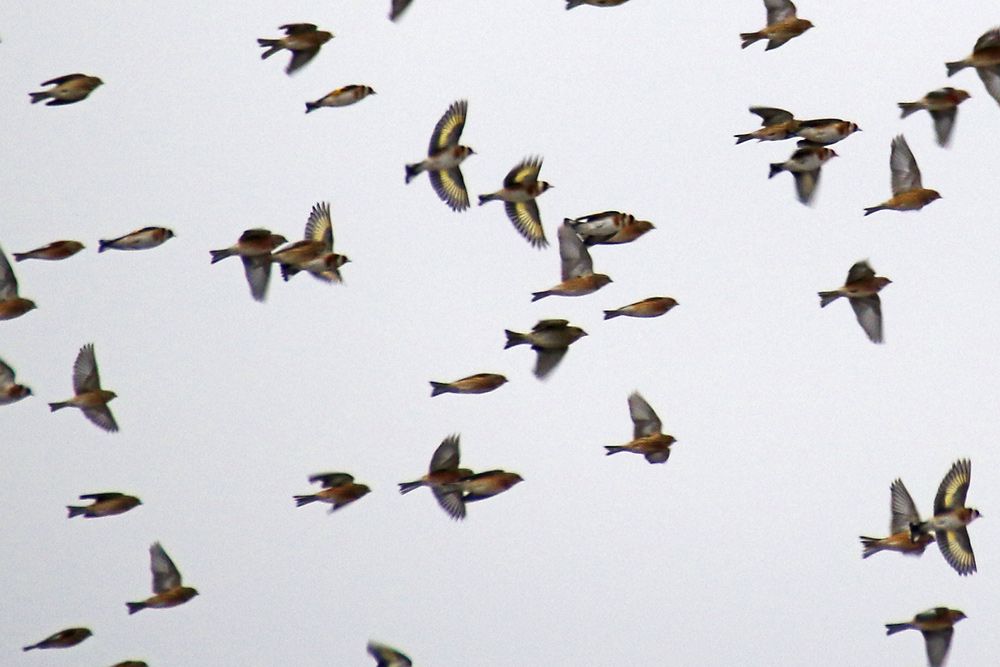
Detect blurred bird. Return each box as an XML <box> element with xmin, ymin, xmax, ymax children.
<box><xmin>946</xmin><ymin>27</ymin><xmax>1000</xmax><ymax>106</ymax></box>
<box><xmin>768</xmin><ymin>144</ymin><xmax>837</xmax><ymax>205</ymax></box>
<box><xmin>271</xmin><ymin>202</ymin><xmax>349</xmax><ymax>282</ymax></box>
<box><xmin>430</xmin><ymin>373</ymin><xmax>508</xmax><ymax>397</ymax></box>
<box><xmin>68</xmin><ymin>492</ymin><xmax>141</xmax><ymax>518</ymax></box>
<box><xmin>306</xmin><ymin>85</ymin><xmax>375</xmax><ymax>113</ymax></box>
<box><xmin>565</xmin><ymin>211</ymin><xmax>654</xmax><ymax>245</ymax></box>
<box><xmin>294</xmin><ymin>473</ymin><xmax>370</xmax><ymax>512</ymax></box>
<box><xmin>368</xmin><ymin>641</ymin><xmax>412</xmax><ymax>667</ymax></box>
<box><xmin>899</xmin><ymin>88</ymin><xmax>971</xmax><ymax>147</ymax></box>
<box><xmin>406</xmin><ymin>100</ymin><xmax>474</xmax><ymax>211</ymax></box>
<box><xmin>818</xmin><ymin>260</ymin><xmax>891</xmax><ymax>344</ymax></box>
<box><xmin>604</xmin><ymin>297</ymin><xmax>678</xmax><ymax>320</ymax></box>
<box><xmin>22</xmin><ymin>627</ymin><xmax>92</xmax><ymax>651</ymax></box>
<box><xmin>210</xmin><ymin>228</ymin><xmax>288</xmax><ymax>301</ymax></box>
<box><xmin>479</xmin><ymin>157</ymin><xmax>552</xmax><ymax>248</ymax></box>
<box><xmin>504</xmin><ymin>319</ymin><xmax>587</xmax><ymax>379</ymax></box>
<box><xmin>864</xmin><ymin>135</ymin><xmax>941</xmax><ymax>215</ymax></box>
<box><xmin>399</xmin><ymin>434</ymin><xmax>470</xmax><ymax>520</ymax></box>
<box><xmin>911</xmin><ymin>459</ymin><xmax>981</xmax><ymax>576</ymax></box>
<box><xmin>740</xmin><ymin>0</ymin><xmax>812</xmax><ymax>50</ymax></box>
<box><xmin>49</xmin><ymin>344</ymin><xmax>118</xmax><ymax>432</ymax></box>
<box><xmin>99</xmin><ymin>227</ymin><xmax>175</xmax><ymax>252</ymax></box>
<box><xmin>735</xmin><ymin>107</ymin><xmax>800</xmax><ymax>143</ymax></box>
<box><xmin>566</xmin><ymin>0</ymin><xmax>631</xmax><ymax>7</ymax></box>
<box><xmin>605</xmin><ymin>391</ymin><xmax>676</xmax><ymax>464</ymax></box>
<box><xmin>111</xmin><ymin>662</ymin><xmax>148</xmax><ymax>667</ymax></box>
<box><xmin>860</xmin><ymin>479</ymin><xmax>934</xmax><ymax>558</ymax></box>
<box><xmin>127</xmin><ymin>542</ymin><xmax>198</xmax><ymax>614</ymax></box>
<box><xmin>0</xmin><ymin>244</ymin><xmax>36</xmax><ymax>320</ymax></box>
<box><xmin>532</xmin><ymin>222</ymin><xmax>612</xmax><ymax>301</ymax></box>
<box><xmin>258</xmin><ymin>23</ymin><xmax>333</xmax><ymax>75</ymax></box>
<box><xmin>12</xmin><ymin>240</ymin><xmax>84</xmax><ymax>261</ymax></box>
<box><xmin>447</xmin><ymin>470</ymin><xmax>523</xmax><ymax>502</ymax></box>
<box><xmin>794</xmin><ymin>118</ymin><xmax>860</xmax><ymax>145</ymax></box>
<box><xmin>886</xmin><ymin>607</ymin><xmax>966</xmax><ymax>667</ymax></box>
<box><xmin>29</xmin><ymin>74</ymin><xmax>102</xmax><ymax>105</ymax></box>
<box><xmin>0</xmin><ymin>356</ymin><xmax>32</xmax><ymax>405</ymax></box>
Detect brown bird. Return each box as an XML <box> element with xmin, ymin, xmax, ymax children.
<box><xmin>768</xmin><ymin>143</ymin><xmax>837</xmax><ymax>205</ymax></box>
<box><xmin>210</xmin><ymin>228</ymin><xmax>288</xmax><ymax>301</ymax></box>
<box><xmin>258</xmin><ymin>23</ymin><xmax>333</xmax><ymax>75</ymax></box>
<box><xmin>448</xmin><ymin>470</ymin><xmax>523</xmax><ymax>503</ymax></box>
<box><xmin>22</xmin><ymin>627</ymin><xmax>92</xmax><ymax>651</ymax></box>
<box><xmin>564</xmin><ymin>211</ymin><xmax>654</xmax><ymax>245</ymax></box>
<box><xmin>735</xmin><ymin>107</ymin><xmax>800</xmax><ymax>143</ymax></box>
<box><xmin>504</xmin><ymin>319</ymin><xmax>587</xmax><ymax>379</ymax></box>
<box><xmin>604</xmin><ymin>297</ymin><xmax>678</xmax><ymax>320</ymax></box>
<box><xmin>49</xmin><ymin>343</ymin><xmax>118</xmax><ymax>432</ymax></box>
<box><xmin>740</xmin><ymin>0</ymin><xmax>813</xmax><ymax>50</ymax></box>
<box><xmin>605</xmin><ymin>391</ymin><xmax>676</xmax><ymax>464</ymax></box>
<box><xmin>399</xmin><ymin>434</ymin><xmax>470</xmax><ymax>520</ymax></box>
<box><xmin>567</xmin><ymin>0</ymin><xmax>631</xmax><ymax>7</ymax></box>
<box><xmin>0</xmin><ymin>356</ymin><xmax>32</xmax><ymax>406</ymax></box>
<box><xmin>899</xmin><ymin>88</ymin><xmax>971</xmax><ymax>147</ymax></box>
<box><xmin>12</xmin><ymin>240</ymin><xmax>85</xmax><ymax>261</ymax></box>
<box><xmin>818</xmin><ymin>260</ymin><xmax>891</xmax><ymax>344</ymax></box>
<box><xmin>68</xmin><ymin>492</ymin><xmax>142</xmax><ymax>519</ymax></box>
<box><xmin>406</xmin><ymin>100</ymin><xmax>474</xmax><ymax>211</ymax></box>
<box><xmin>860</xmin><ymin>479</ymin><xmax>934</xmax><ymax>558</ymax></box>
<box><xmin>430</xmin><ymin>373</ymin><xmax>508</xmax><ymax>397</ymax></box>
<box><xmin>531</xmin><ymin>222</ymin><xmax>612</xmax><ymax>301</ymax></box>
<box><xmin>368</xmin><ymin>641</ymin><xmax>412</xmax><ymax>667</ymax></box>
<box><xmin>29</xmin><ymin>74</ymin><xmax>102</xmax><ymax>105</ymax></box>
<box><xmin>99</xmin><ymin>226</ymin><xmax>175</xmax><ymax>252</ymax></box>
<box><xmin>306</xmin><ymin>85</ymin><xmax>376</xmax><ymax>113</ymax></box>
<box><xmin>946</xmin><ymin>27</ymin><xmax>1000</xmax><ymax>107</ymax></box>
<box><xmin>479</xmin><ymin>156</ymin><xmax>552</xmax><ymax>248</ymax></box>
<box><xmin>127</xmin><ymin>542</ymin><xmax>198</xmax><ymax>614</ymax></box>
<box><xmin>272</xmin><ymin>202</ymin><xmax>349</xmax><ymax>282</ymax></box>
<box><xmin>294</xmin><ymin>472</ymin><xmax>371</xmax><ymax>513</ymax></box>
<box><xmin>0</xmin><ymin>244</ymin><xmax>36</xmax><ymax>320</ymax></box>
<box><xmin>864</xmin><ymin>135</ymin><xmax>941</xmax><ymax>215</ymax></box>
<box><xmin>911</xmin><ymin>459</ymin><xmax>981</xmax><ymax>576</ymax></box>
<box><xmin>886</xmin><ymin>607</ymin><xmax>966</xmax><ymax>667</ymax></box>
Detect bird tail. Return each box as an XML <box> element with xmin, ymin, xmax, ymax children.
<box><xmin>565</xmin><ymin>0</ymin><xmax>585</xmax><ymax>8</ymax></box>
<box><xmin>404</xmin><ymin>163</ymin><xmax>423</xmax><ymax>183</ymax></box>
<box><xmin>478</xmin><ymin>193</ymin><xmax>498</xmax><ymax>206</ymax></box>
<box><xmin>885</xmin><ymin>622</ymin><xmax>911</xmax><ymax>636</ymax></box>
<box><xmin>48</xmin><ymin>401</ymin><xmax>71</xmax><ymax>411</ymax></box>
<box><xmin>67</xmin><ymin>505</ymin><xmax>88</xmax><ymax>518</ymax></box>
<box><xmin>504</xmin><ymin>330</ymin><xmax>529</xmax><ymax>349</ymax></box>
<box><xmin>429</xmin><ymin>382</ymin><xmax>452</xmax><ymax>397</ymax></box>
<box><xmin>12</xmin><ymin>252</ymin><xmax>29</xmax><ymax>262</ymax></box>
<box><xmin>859</xmin><ymin>536</ymin><xmax>885</xmax><ymax>559</ymax></box>
<box><xmin>305</xmin><ymin>102</ymin><xmax>319</xmax><ymax>113</ymax></box>
<box><xmin>603</xmin><ymin>310</ymin><xmax>621</xmax><ymax>320</ymax></box>
<box><xmin>280</xmin><ymin>263</ymin><xmax>299</xmax><ymax>281</ymax></box>
<box><xmin>28</xmin><ymin>92</ymin><xmax>48</xmax><ymax>104</ymax></box>
<box><xmin>126</xmin><ymin>601</ymin><xmax>147</xmax><ymax>615</ymax></box>
<box><xmin>740</xmin><ymin>32</ymin><xmax>763</xmax><ymax>49</ymax></box>
<box><xmin>209</xmin><ymin>248</ymin><xmax>233</xmax><ymax>264</ymax></box>
<box><xmin>530</xmin><ymin>291</ymin><xmax>550</xmax><ymax>302</ymax></box>
<box><xmin>862</xmin><ymin>205</ymin><xmax>885</xmax><ymax>216</ymax></box>
<box><xmin>258</xmin><ymin>39</ymin><xmax>283</xmax><ymax>59</ymax></box>
<box><xmin>22</xmin><ymin>644</ymin><xmax>38</xmax><ymax>652</ymax></box>
<box><xmin>768</xmin><ymin>162</ymin><xmax>784</xmax><ymax>179</ymax></box>
<box><xmin>294</xmin><ymin>495</ymin><xmax>318</xmax><ymax>507</ymax></box>
<box><xmin>945</xmin><ymin>60</ymin><xmax>966</xmax><ymax>77</ymax></box>
<box><xmin>817</xmin><ymin>291</ymin><xmax>841</xmax><ymax>308</ymax></box>
<box><xmin>898</xmin><ymin>102</ymin><xmax>922</xmax><ymax>119</ymax></box>
<box><xmin>398</xmin><ymin>480</ymin><xmax>423</xmax><ymax>494</ymax></box>
<box><xmin>734</xmin><ymin>133</ymin><xmax>754</xmax><ymax>144</ymax></box>
<box><xmin>98</xmin><ymin>239</ymin><xmax>112</xmax><ymax>252</ymax></box>
<box><xmin>605</xmin><ymin>446</ymin><xmax>627</xmax><ymax>455</ymax></box>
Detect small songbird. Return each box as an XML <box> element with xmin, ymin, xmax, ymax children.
<box><xmin>306</xmin><ymin>85</ymin><xmax>375</xmax><ymax>113</ymax></box>
<box><xmin>0</xmin><ymin>244</ymin><xmax>36</xmax><ymax>320</ymax></box>
<box><xmin>49</xmin><ymin>344</ymin><xmax>118</xmax><ymax>432</ymax></box>
<box><xmin>429</xmin><ymin>373</ymin><xmax>508</xmax><ymax>397</ymax></box>
<box><xmin>768</xmin><ymin>144</ymin><xmax>837</xmax><ymax>205</ymax></box>
<box><xmin>479</xmin><ymin>156</ymin><xmax>552</xmax><ymax>248</ymax></box>
<box><xmin>793</xmin><ymin>118</ymin><xmax>860</xmax><ymax>145</ymax></box>
<box><xmin>504</xmin><ymin>319</ymin><xmax>587</xmax><ymax>380</ymax></box>
<box><xmin>0</xmin><ymin>356</ymin><xmax>32</xmax><ymax>405</ymax></box>
<box><xmin>447</xmin><ymin>470</ymin><xmax>523</xmax><ymax>503</ymax></box>
<box><xmin>127</xmin><ymin>542</ymin><xmax>198</xmax><ymax>614</ymax></box>
<box><xmin>368</xmin><ymin>641</ymin><xmax>412</xmax><ymax>667</ymax></box>
<box><xmin>210</xmin><ymin>228</ymin><xmax>288</xmax><ymax>301</ymax></box>
<box><xmin>12</xmin><ymin>240</ymin><xmax>84</xmax><ymax>261</ymax></box>
<box><xmin>67</xmin><ymin>492</ymin><xmax>142</xmax><ymax>518</ymax></box>
<box><xmin>946</xmin><ymin>27</ymin><xmax>1000</xmax><ymax>107</ymax></box>
<box><xmin>111</xmin><ymin>662</ymin><xmax>148</xmax><ymax>667</ymax></box>
<box><xmin>271</xmin><ymin>202</ymin><xmax>349</xmax><ymax>282</ymax></box>
<box><xmin>406</xmin><ymin>100</ymin><xmax>474</xmax><ymax>212</ymax></box>
<box><xmin>566</xmin><ymin>0</ymin><xmax>631</xmax><ymax>8</ymax></box>
<box><xmin>294</xmin><ymin>472</ymin><xmax>370</xmax><ymax>513</ymax></box>
<box><xmin>564</xmin><ymin>211</ymin><xmax>654</xmax><ymax>245</ymax></box>
<box><xmin>399</xmin><ymin>434</ymin><xmax>469</xmax><ymax>520</ymax></box>
<box><xmin>860</xmin><ymin>479</ymin><xmax>934</xmax><ymax>558</ymax></box>
<box><xmin>886</xmin><ymin>607</ymin><xmax>966</xmax><ymax>667</ymax></box>
<box><xmin>605</xmin><ymin>391</ymin><xmax>676</xmax><ymax>464</ymax></box>
<box><xmin>899</xmin><ymin>88</ymin><xmax>971</xmax><ymax>147</ymax></box>
<box><xmin>99</xmin><ymin>227</ymin><xmax>175</xmax><ymax>252</ymax></box>
<box><xmin>911</xmin><ymin>459</ymin><xmax>981</xmax><ymax>576</ymax></box>
<box><xmin>740</xmin><ymin>0</ymin><xmax>812</xmax><ymax>51</ymax></box>
<box><xmin>389</xmin><ymin>0</ymin><xmax>415</xmax><ymax>21</ymax></box>
<box><xmin>735</xmin><ymin>107</ymin><xmax>800</xmax><ymax>143</ymax></box>
<box><xmin>258</xmin><ymin>23</ymin><xmax>333</xmax><ymax>75</ymax></box>
<box><xmin>29</xmin><ymin>74</ymin><xmax>102</xmax><ymax>105</ymax></box>
<box><xmin>864</xmin><ymin>135</ymin><xmax>941</xmax><ymax>215</ymax></box>
<box><xmin>818</xmin><ymin>260</ymin><xmax>891</xmax><ymax>344</ymax></box>
<box><xmin>22</xmin><ymin>627</ymin><xmax>92</xmax><ymax>651</ymax></box>
<box><xmin>604</xmin><ymin>297</ymin><xmax>678</xmax><ymax>320</ymax></box>
<box><xmin>531</xmin><ymin>222</ymin><xmax>612</xmax><ymax>301</ymax></box>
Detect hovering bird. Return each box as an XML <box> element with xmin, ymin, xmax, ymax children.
<box><xmin>0</xmin><ymin>356</ymin><xmax>32</xmax><ymax>405</ymax></box>
<box><xmin>406</xmin><ymin>100</ymin><xmax>474</xmax><ymax>211</ymax></box>
<box><xmin>604</xmin><ymin>297</ymin><xmax>678</xmax><ymax>320</ymax></box>
<box><xmin>12</xmin><ymin>240</ymin><xmax>84</xmax><ymax>261</ymax></box>
<box><xmin>49</xmin><ymin>344</ymin><xmax>118</xmax><ymax>432</ymax></box>
<box><xmin>399</xmin><ymin>434</ymin><xmax>470</xmax><ymax>520</ymax></box>
<box><xmin>29</xmin><ymin>74</ymin><xmax>102</xmax><ymax>105</ymax></box>
<box><xmin>479</xmin><ymin>156</ymin><xmax>552</xmax><ymax>248</ymax></box>
<box><xmin>368</xmin><ymin>641</ymin><xmax>412</xmax><ymax>667</ymax></box>
<box><xmin>429</xmin><ymin>373</ymin><xmax>508</xmax><ymax>397</ymax></box>
<box><xmin>0</xmin><ymin>244</ymin><xmax>36</xmax><ymax>320</ymax></box>
<box><xmin>886</xmin><ymin>607</ymin><xmax>966</xmax><ymax>667</ymax></box>
<box><xmin>605</xmin><ymin>391</ymin><xmax>676</xmax><ymax>464</ymax></box>
<box><xmin>735</xmin><ymin>107</ymin><xmax>800</xmax><ymax>143</ymax></box>
<box><xmin>446</xmin><ymin>470</ymin><xmax>523</xmax><ymax>503</ymax></box>
<box><xmin>531</xmin><ymin>222</ymin><xmax>612</xmax><ymax>301</ymax></box>
<box><xmin>127</xmin><ymin>542</ymin><xmax>198</xmax><ymax>613</ymax></box>
<box><xmin>306</xmin><ymin>85</ymin><xmax>376</xmax><ymax>113</ymax></box>
<box><xmin>946</xmin><ymin>27</ymin><xmax>1000</xmax><ymax>107</ymax></box>
<box><xmin>564</xmin><ymin>211</ymin><xmax>654</xmax><ymax>245</ymax></box>
<box><xmin>258</xmin><ymin>23</ymin><xmax>333</xmax><ymax>75</ymax></box>
<box><xmin>859</xmin><ymin>479</ymin><xmax>934</xmax><ymax>558</ymax></box>
<box><xmin>740</xmin><ymin>0</ymin><xmax>812</xmax><ymax>51</ymax></box>
<box><xmin>22</xmin><ymin>627</ymin><xmax>92</xmax><ymax>651</ymax></box>
<box><xmin>210</xmin><ymin>228</ymin><xmax>288</xmax><ymax>301</ymax></box>
<box><xmin>566</xmin><ymin>0</ymin><xmax>631</xmax><ymax>7</ymax></box>
<box><xmin>504</xmin><ymin>319</ymin><xmax>587</xmax><ymax>379</ymax></box>
<box><xmin>818</xmin><ymin>260</ymin><xmax>891</xmax><ymax>344</ymax></box>
<box><xmin>863</xmin><ymin>135</ymin><xmax>940</xmax><ymax>215</ymax></box>
<box><xmin>911</xmin><ymin>459</ymin><xmax>981</xmax><ymax>576</ymax></box>
<box><xmin>899</xmin><ymin>88</ymin><xmax>971</xmax><ymax>147</ymax></box>
<box><xmin>271</xmin><ymin>202</ymin><xmax>349</xmax><ymax>282</ymax></box>
<box><xmin>98</xmin><ymin>227</ymin><xmax>175</xmax><ymax>252</ymax></box>
<box><xmin>294</xmin><ymin>473</ymin><xmax>370</xmax><ymax>513</ymax></box>
<box><xmin>67</xmin><ymin>492</ymin><xmax>142</xmax><ymax>519</ymax></box>
<box><xmin>768</xmin><ymin>143</ymin><xmax>837</xmax><ymax>205</ymax></box>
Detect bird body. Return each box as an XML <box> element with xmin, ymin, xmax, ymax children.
<box><xmin>22</xmin><ymin>627</ymin><xmax>92</xmax><ymax>651</ymax></box>
<box><xmin>864</xmin><ymin>135</ymin><xmax>940</xmax><ymax>215</ymax></box>
<box><xmin>910</xmin><ymin>459</ymin><xmax>980</xmax><ymax>575</ymax></box>
<box><xmin>740</xmin><ymin>0</ymin><xmax>812</xmax><ymax>50</ymax></box>
<box><xmin>49</xmin><ymin>344</ymin><xmax>118</xmax><ymax>431</ymax></box>
<box><xmin>306</xmin><ymin>85</ymin><xmax>375</xmax><ymax>112</ymax></box>
<box><xmin>899</xmin><ymin>88</ymin><xmax>970</xmax><ymax>147</ymax></box>
<box><xmin>258</xmin><ymin>23</ymin><xmax>333</xmax><ymax>75</ymax></box>
<box><xmin>860</xmin><ymin>479</ymin><xmax>933</xmax><ymax>558</ymax></box>
<box><xmin>127</xmin><ymin>542</ymin><xmax>198</xmax><ymax>613</ymax></box>
<box><xmin>946</xmin><ymin>27</ymin><xmax>1000</xmax><ymax>106</ymax></box>
<box><xmin>479</xmin><ymin>156</ymin><xmax>551</xmax><ymax>247</ymax></box>
<box><xmin>406</xmin><ymin>100</ymin><xmax>474</xmax><ymax>211</ymax></box>
<box><xmin>294</xmin><ymin>473</ymin><xmax>370</xmax><ymax>512</ymax></box>
<box><xmin>605</xmin><ymin>392</ymin><xmax>676</xmax><ymax>464</ymax></box>
<box><xmin>604</xmin><ymin>297</ymin><xmax>677</xmax><ymax>320</ymax></box>
<box><xmin>67</xmin><ymin>492</ymin><xmax>141</xmax><ymax>518</ymax></box>
<box><xmin>399</xmin><ymin>435</ymin><xmax>468</xmax><ymax>520</ymax></box>
<box><xmin>99</xmin><ymin>227</ymin><xmax>174</xmax><ymax>252</ymax></box>
<box><xmin>272</xmin><ymin>202</ymin><xmax>349</xmax><ymax>283</ymax></box>
<box><xmin>818</xmin><ymin>260</ymin><xmax>891</xmax><ymax>344</ymax></box>
<box><xmin>0</xmin><ymin>245</ymin><xmax>36</xmax><ymax>320</ymax></box>
<box><xmin>210</xmin><ymin>229</ymin><xmax>288</xmax><ymax>301</ymax></box>
<box><xmin>429</xmin><ymin>373</ymin><xmax>507</xmax><ymax>396</ymax></box>
<box><xmin>886</xmin><ymin>607</ymin><xmax>966</xmax><ymax>667</ymax></box>
<box><xmin>769</xmin><ymin>144</ymin><xmax>837</xmax><ymax>205</ymax></box>
<box><xmin>532</xmin><ymin>222</ymin><xmax>612</xmax><ymax>301</ymax></box>
<box><xmin>0</xmin><ymin>357</ymin><xmax>32</xmax><ymax>405</ymax></box>
<box><xmin>29</xmin><ymin>74</ymin><xmax>102</xmax><ymax>105</ymax></box>
<box><xmin>564</xmin><ymin>211</ymin><xmax>654</xmax><ymax>245</ymax></box>
<box><xmin>13</xmin><ymin>240</ymin><xmax>84</xmax><ymax>261</ymax></box>
<box><xmin>504</xmin><ymin>319</ymin><xmax>587</xmax><ymax>379</ymax></box>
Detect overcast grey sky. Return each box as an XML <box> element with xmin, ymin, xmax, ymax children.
<box><xmin>2</xmin><ymin>1</ymin><xmax>999</xmax><ymax>665</ymax></box>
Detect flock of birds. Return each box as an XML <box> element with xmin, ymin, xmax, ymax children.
<box><xmin>4</xmin><ymin>0</ymin><xmax>999</xmax><ymax>665</ymax></box>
